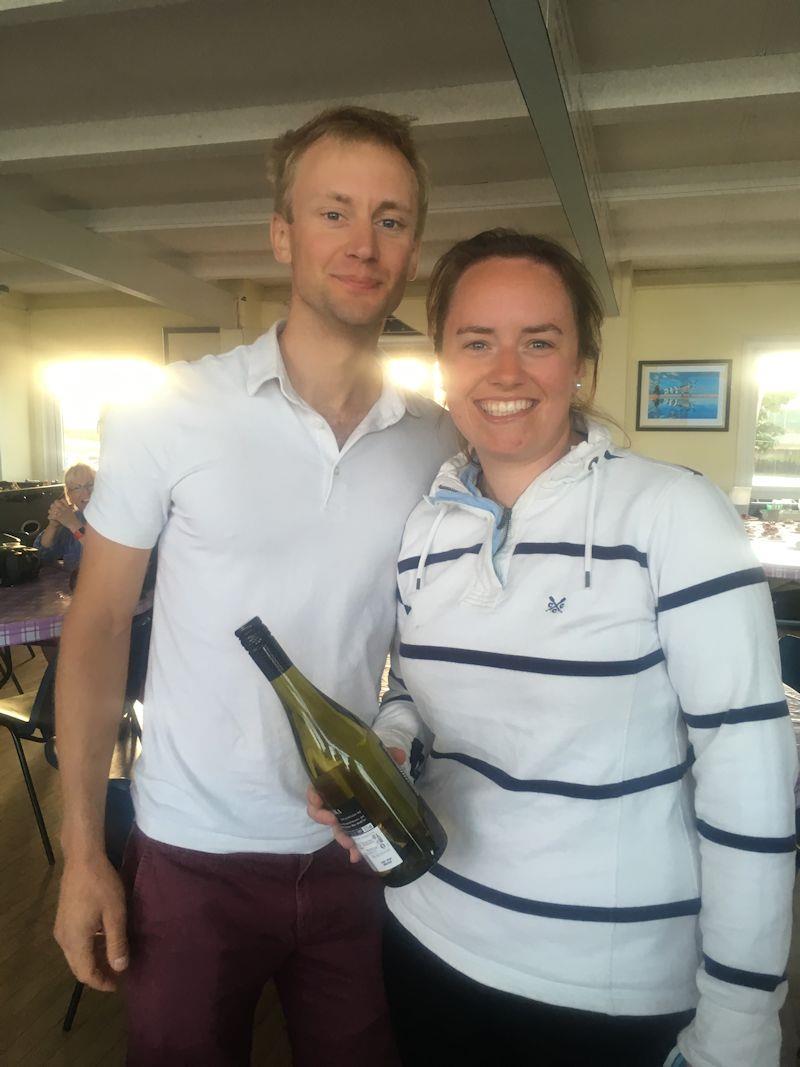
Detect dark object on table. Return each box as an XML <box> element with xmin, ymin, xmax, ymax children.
<box><xmin>0</xmin><ymin>484</ymin><xmax>65</xmax><ymax>546</ymax></box>
<box><xmin>0</xmin><ymin>655</ymin><xmax>57</xmax><ymax>864</ymax></box>
<box><xmin>0</xmin><ymin>540</ymin><xmax>41</xmax><ymax>587</ymax></box>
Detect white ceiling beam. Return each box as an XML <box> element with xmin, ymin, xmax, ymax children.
<box><xmin>0</xmin><ymin>82</ymin><xmax>526</xmax><ymax>169</ymax></box>
<box><xmin>60</xmin><ymin>199</ymin><xmax>276</xmax><ymax>233</ymax></box>
<box><xmin>56</xmin><ymin>161</ymin><xmax>800</xmax><ymax>234</ymax></box>
<box><xmin>3</xmin><ymin>51</ymin><xmax>797</xmax><ymax>170</ymax></box>
<box><xmin>188</xmin><ymin>242</ymin><xmax>469</xmax><ymax>284</ymax></box>
<box><xmin>488</xmin><ymin>0</ymin><xmax>617</xmax><ymax>313</ymax></box>
<box><xmin>617</xmin><ymin>223</ymin><xmax>800</xmax><ymax>263</ymax></box>
<box><xmin>57</xmin><ymin>179</ymin><xmax>562</xmax><ymax>232</ymax></box>
<box><xmin>0</xmin><ymin>0</ymin><xmax>191</xmax><ymax>24</ymax></box>
<box><xmin>583</xmin><ymin>53</ymin><xmax>800</xmax><ymax>125</ymax></box>
<box><xmin>602</xmin><ymin>161</ymin><xmax>800</xmax><ymax>201</ymax></box>
<box><xmin>0</xmin><ymin>189</ymin><xmax>238</xmax><ymax>325</ymax></box>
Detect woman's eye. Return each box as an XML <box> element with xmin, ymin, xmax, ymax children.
<box><xmin>527</xmin><ymin>339</ymin><xmax>552</xmax><ymax>350</ymax></box>
<box><xmin>465</xmin><ymin>341</ymin><xmax>488</xmax><ymax>351</ymax></box>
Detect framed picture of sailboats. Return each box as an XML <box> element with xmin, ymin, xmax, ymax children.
<box><xmin>635</xmin><ymin>360</ymin><xmax>732</xmax><ymax>431</ymax></box>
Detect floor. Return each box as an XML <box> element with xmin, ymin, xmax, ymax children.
<box><xmin>0</xmin><ymin>647</ymin><xmax>290</xmax><ymax>1067</ymax></box>
<box><xmin>2</xmin><ymin>646</ymin><xmax>800</xmax><ymax>1065</ymax></box>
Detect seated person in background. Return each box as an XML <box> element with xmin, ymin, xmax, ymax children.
<box><xmin>34</xmin><ymin>463</ymin><xmax>95</xmax><ymax>568</ymax></box>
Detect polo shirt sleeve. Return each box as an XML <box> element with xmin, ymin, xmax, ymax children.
<box><xmin>84</xmin><ymin>400</ymin><xmax>172</xmax><ymax>550</ymax></box>
<box><xmin>647</xmin><ymin>470</ymin><xmax>797</xmax><ymax>1067</ymax></box>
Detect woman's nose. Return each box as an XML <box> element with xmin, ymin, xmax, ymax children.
<box><xmin>489</xmin><ymin>347</ymin><xmax>525</xmax><ymax>385</ymax></box>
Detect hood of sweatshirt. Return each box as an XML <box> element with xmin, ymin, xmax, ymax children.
<box><xmin>415</xmin><ymin>416</ymin><xmax>616</xmax><ymax>592</ymax></box>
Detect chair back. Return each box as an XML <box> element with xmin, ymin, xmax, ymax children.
<box><xmin>125</xmin><ymin>609</ymin><xmax>152</xmax><ymax>703</ymax></box>
<box><xmin>28</xmin><ymin>656</ymin><xmax>58</xmax><ymax>739</ymax></box>
<box><xmin>105</xmin><ymin>780</ymin><xmax>135</xmax><ymax>869</ymax></box>
<box><xmin>779</xmin><ymin>635</ymin><xmax>800</xmax><ymax>692</ymax></box>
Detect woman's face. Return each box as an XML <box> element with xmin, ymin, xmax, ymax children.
<box><xmin>439</xmin><ymin>256</ymin><xmax>584</xmax><ymax>469</ymax></box>
<box><xmin>65</xmin><ymin>468</ymin><xmax>94</xmax><ymax>511</ymax></box>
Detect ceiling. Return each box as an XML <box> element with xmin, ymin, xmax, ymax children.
<box><xmin>0</xmin><ymin>0</ymin><xmax>798</xmax><ymax>316</ymax></box>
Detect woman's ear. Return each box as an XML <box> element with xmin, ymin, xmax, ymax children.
<box><xmin>574</xmin><ymin>358</ymin><xmax>586</xmax><ymax>391</ymax></box>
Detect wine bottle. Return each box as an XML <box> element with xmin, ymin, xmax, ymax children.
<box><xmin>235</xmin><ymin>616</ymin><xmax>447</xmax><ymax>888</ymax></box>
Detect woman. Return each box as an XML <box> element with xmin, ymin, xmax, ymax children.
<box><xmin>34</xmin><ymin>462</ymin><xmax>94</xmax><ymax>568</ymax></box>
<box><xmin>312</xmin><ymin>230</ymin><xmax>797</xmax><ymax>1067</ymax></box>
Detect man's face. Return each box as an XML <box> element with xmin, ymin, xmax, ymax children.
<box><xmin>271</xmin><ymin>136</ymin><xmax>421</xmax><ymax>331</ymax></box>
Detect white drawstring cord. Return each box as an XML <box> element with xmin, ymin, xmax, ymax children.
<box><xmin>584</xmin><ymin>458</ymin><xmax>599</xmax><ymax>588</ymax></box>
<box><xmin>415</xmin><ymin>507</ymin><xmax>448</xmax><ymax>590</ymax></box>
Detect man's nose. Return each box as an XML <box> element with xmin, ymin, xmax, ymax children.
<box><xmin>346</xmin><ymin>219</ymin><xmax>378</xmax><ymax>260</ymax></box>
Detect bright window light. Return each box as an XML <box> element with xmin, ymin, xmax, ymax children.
<box><xmin>385</xmin><ymin>356</ymin><xmax>446</xmax><ymax>406</ymax></box>
<box><xmin>757</xmin><ymin>351</ymin><xmax>800</xmax><ymax>397</ymax></box>
<box><xmin>40</xmin><ymin>358</ymin><xmax>166</xmax><ymax>470</ymax></box>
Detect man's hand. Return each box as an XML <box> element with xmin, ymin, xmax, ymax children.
<box><xmin>49</xmin><ymin>498</ymin><xmax>81</xmax><ymax>533</ymax></box>
<box><xmin>54</xmin><ymin>856</ymin><xmax>129</xmax><ymax>992</ymax></box>
<box><xmin>306</xmin><ymin>746</ymin><xmax>406</xmax><ymax>864</ymax></box>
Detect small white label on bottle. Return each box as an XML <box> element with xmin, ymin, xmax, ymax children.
<box><xmin>333</xmin><ymin>799</ymin><xmax>403</xmax><ymax>873</ymax></box>
<box><xmin>352</xmin><ymin>822</ymin><xmax>403</xmax><ymax>872</ymax></box>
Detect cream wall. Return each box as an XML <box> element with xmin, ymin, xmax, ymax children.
<box><xmin>624</xmin><ymin>277</ymin><xmax>800</xmax><ymax>492</ymax></box>
<box><xmin>30</xmin><ymin>297</ymin><xmax>203</xmax><ymax>366</ymax></box>
<box><xmin>4</xmin><ymin>273</ymin><xmax>799</xmax><ymax>490</ymax></box>
<box><xmin>0</xmin><ymin>293</ymin><xmax>33</xmax><ymax>480</ymax></box>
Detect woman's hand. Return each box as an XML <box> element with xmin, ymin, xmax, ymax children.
<box><xmin>50</xmin><ymin>498</ymin><xmax>81</xmax><ymax>532</ymax></box>
<box><xmin>306</xmin><ymin>746</ymin><xmax>406</xmax><ymax>864</ymax></box>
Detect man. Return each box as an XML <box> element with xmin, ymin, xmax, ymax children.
<box><xmin>53</xmin><ymin>106</ymin><xmax>456</xmax><ymax>1066</ymax></box>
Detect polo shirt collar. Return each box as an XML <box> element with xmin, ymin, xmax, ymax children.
<box><xmin>245</xmin><ymin>321</ymin><xmax>423</xmax><ymax>425</ymax></box>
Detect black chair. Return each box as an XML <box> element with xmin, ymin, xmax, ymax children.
<box><xmin>0</xmin><ymin>656</ymin><xmax>57</xmax><ymax>864</ymax></box>
<box><xmin>62</xmin><ymin>778</ymin><xmax>135</xmax><ymax>1032</ymax></box>
<box><xmin>779</xmin><ymin>635</ymin><xmax>800</xmax><ymax>692</ymax></box>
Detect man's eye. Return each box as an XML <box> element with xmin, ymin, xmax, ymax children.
<box><xmin>324</xmin><ymin>211</ymin><xmax>343</xmax><ymax>221</ymax></box>
<box><xmin>379</xmin><ymin>218</ymin><xmax>403</xmax><ymax>230</ymax></box>
<box><xmin>465</xmin><ymin>341</ymin><xmax>488</xmax><ymax>351</ymax></box>
<box><xmin>528</xmin><ymin>339</ymin><xmax>552</xmax><ymax>350</ymax></box>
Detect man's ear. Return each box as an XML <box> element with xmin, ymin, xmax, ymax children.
<box><xmin>270</xmin><ymin>213</ymin><xmax>292</xmax><ymax>265</ymax></box>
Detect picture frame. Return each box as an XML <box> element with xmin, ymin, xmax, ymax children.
<box><xmin>635</xmin><ymin>360</ymin><xmax>732</xmax><ymax>431</ymax></box>
<box><xmin>162</xmin><ymin>326</ymin><xmax>221</xmax><ymax>364</ymax></box>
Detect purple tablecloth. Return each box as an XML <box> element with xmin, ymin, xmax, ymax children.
<box><xmin>0</xmin><ymin>564</ymin><xmax>73</xmax><ymax>646</ymax></box>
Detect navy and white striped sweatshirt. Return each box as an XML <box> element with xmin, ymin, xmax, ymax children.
<box><xmin>373</xmin><ymin>418</ymin><xmax>797</xmax><ymax>1067</ymax></box>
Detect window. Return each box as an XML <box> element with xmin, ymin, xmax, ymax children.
<box><xmin>41</xmin><ymin>359</ymin><xmax>165</xmax><ymax>472</ymax></box>
<box><xmin>753</xmin><ymin>351</ymin><xmax>800</xmax><ymax>492</ymax></box>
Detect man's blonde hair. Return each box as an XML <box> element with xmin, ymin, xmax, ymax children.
<box><xmin>268</xmin><ymin>106</ymin><xmax>429</xmax><ymax>238</ymax></box>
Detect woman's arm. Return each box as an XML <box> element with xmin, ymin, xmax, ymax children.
<box><xmin>373</xmin><ymin>633</ymin><xmax>432</xmax><ymax>780</ymax></box>
<box><xmin>650</xmin><ymin>472</ymin><xmax>796</xmax><ymax>1067</ymax></box>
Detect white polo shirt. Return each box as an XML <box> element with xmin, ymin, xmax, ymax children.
<box><xmin>86</xmin><ymin>323</ymin><xmax>457</xmax><ymax>854</ymax></box>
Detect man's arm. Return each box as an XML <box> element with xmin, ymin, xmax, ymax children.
<box><xmin>53</xmin><ymin>525</ymin><xmax>151</xmax><ymax>992</ymax></box>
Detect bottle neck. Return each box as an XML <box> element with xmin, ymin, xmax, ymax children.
<box><xmin>235</xmin><ymin>617</ymin><xmax>292</xmax><ymax>681</ymax></box>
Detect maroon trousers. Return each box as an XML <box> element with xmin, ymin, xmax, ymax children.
<box><xmin>121</xmin><ymin>827</ymin><xmax>399</xmax><ymax>1067</ymax></box>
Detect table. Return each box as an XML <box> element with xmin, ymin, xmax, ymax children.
<box><xmin>0</xmin><ymin>564</ymin><xmax>73</xmax><ymax>648</ymax></box>
<box><xmin>0</xmin><ymin>564</ymin><xmax>153</xmax><ymax>692</ymax></box>
<box><xmin>744</xmin><ymin>520</ymin><xmax>800</xmax><ymax>582</ymax></box>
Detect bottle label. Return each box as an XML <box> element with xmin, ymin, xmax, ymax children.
<box><xmin>333</xmin><ymin>800</ymin><xmax>403</xmax><ymax>873</ymax></box>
